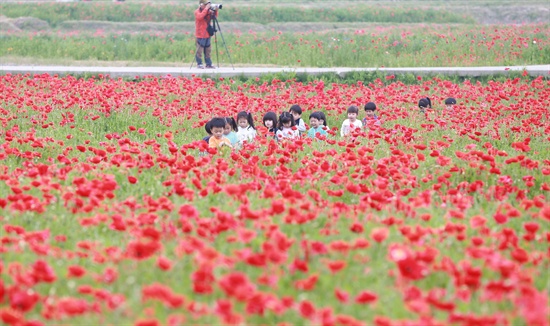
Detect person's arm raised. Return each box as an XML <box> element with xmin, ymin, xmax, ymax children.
<box><xmin>195</xmin><ymin>4</ymin><xmax>211</xmax><ymax>19</ymax></box>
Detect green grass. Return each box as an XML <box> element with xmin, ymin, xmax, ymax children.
<box><xmin>0</xmin><ymin>2</ymin><xmax>475</xmax><ymax>27</ymax></box>
<box><xmin>1</xmin><ymin>24</ymin><xmax>549</xmax><ymax>67</ymax></box>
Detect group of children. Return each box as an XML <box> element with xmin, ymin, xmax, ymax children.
<box><xmin>418</xmin><ymin>97</ymin><xmax>457</xmax><ymax>113</ymax></box>
<box><xmin>203</xmin><ymin>97</ymin><xmax>457</xmax><ymax>149</ymax></box>
<box><xmin>203</xmin><ymin>105</ymin><xmax>333</xmax><ymax>149</ymax></box>
<box><xmin>340</xmin><ymin>102</ymin><xmax>382</xmax><ymax>137</ymax></box>
<box><xmin>202</xmin><ymin>111</ymin><xmax>256</xmax><ymax>149</ymax></box>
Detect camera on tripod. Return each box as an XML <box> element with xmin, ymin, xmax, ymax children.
<box><xmin>209</xmin><ymin>3</ymin><xmax>222</xmax><ymax>11</ymax></box>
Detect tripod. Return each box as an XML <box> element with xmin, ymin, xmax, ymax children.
<box><xmin>190</xmin><ymin>13</ymin><xmax>234</xmax><ymax>70</ymax></box>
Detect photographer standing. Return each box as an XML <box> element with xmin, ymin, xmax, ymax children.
<box><xmin>195</xmin><ymin>0</ymin><xmax>218</xmax><ymax>69</ymax></box>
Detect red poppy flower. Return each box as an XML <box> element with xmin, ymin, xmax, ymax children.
<box><xmin>67</xmin><ymin>265</ymin><xmax>86</xmax><ymax>278</ymax></box>
<box><xmin>371</xmin><ymin>228</ymin><xmax>389</xmax><ymax>243</ymax></box>
<box><xmin>355</xmin><ymin>291</ymin><xmax>378</xmax><ymax>304</ymax></box>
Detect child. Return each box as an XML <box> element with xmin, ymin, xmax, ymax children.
<box><xmin>276</xmin><ymin>112</ymin><xmax>300</xmax><ymax>140</ymax></box>
<box><xmin>262</xmin><ymin>111</ymin><xmax>278</xmax><ymax>136</ymax></box>
<box><xmin>317</xmin><ymin>111</ymin><xmax>328</xmax><ymax>129</ymax></box>
<box><xmin>236</xmin><ymin>111</ymin><xmax>257</xmax><ymax>143</ymax></box>
<box><xmin>418</xmin><ymin>97</ymin><xmax>432</xmax><ymax>113</ymax></box>
<box><xmin>289</xmin><ymin>104</ymin><xmax>306</xmax><ymax>135</ymax></box>
<box><xmin>223</xmin><ymin>117</ymin><xmax>239</xmax><ymax>146</ymax></box>
<box><xmin>208</xmin><ymin>117</ymin><xmax>232</xmax><ymax>149</ymax></box>
<box><xmin>202</xmin><ymin>120</ymin><xmax>212</xmax><ymax>144</ymax></box>
<box><xmin>307</xmin><ymin>111</ymin><xmax>328</xmax><ymax>139</ymax></box>
<box><xmin>362</xmin><ymin>102</ymin><xmax>381</xmax><ymax>127</ymax></box>
<box><xmin>444</xmin><ymin>97</ymin><xmax>457</xmax><ymax>111</ymax></box>
<box><xmin>340</xmin><ymin>105</ymin><xmax>363</xmax><ymax>137</ymax></box>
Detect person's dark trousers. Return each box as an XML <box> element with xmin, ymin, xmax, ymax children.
<box><xmin>196</xmin><ymin>38</ymin><xmax>212</xmax><ymax>66</ymax></box>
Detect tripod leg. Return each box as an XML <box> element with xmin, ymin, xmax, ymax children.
<box><xmin>213</xmin><ymin>17</ymin><xmax>235</xmax><ymax>70</ymax></box>
<box><xmin>214</xmin><ymin>33</ymin><xmax>219</xmax><ymax>68</ymax></box>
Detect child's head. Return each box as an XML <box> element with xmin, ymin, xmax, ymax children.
<box><xmin>262</xmin><ymin>111</ymin><xmax>278</xmax><ymax>130</ymax></box>
<box><xmin>209</xmin><ymin>117</ymin><xmax>226</xmax><ymax>139</ymax></box>
<box><xmin>444</xmin><ymin>97</ymin><xmax>456</xmax><ymax>110</ymax></box>
<box><xmin>317</xmin><ymin>111</ymin><xmax>327</xmax><ymax>126</ymax></box>
<box><xmin>347</xmin><ymin>105</ymin><xmax>359</xmax><ymax>121</ymax></box>
<box><xmin>279</xmin><ymin>112</ymin><xmax>295</xmax><ymax>129</ymax></box>
<box><xmin>418</xmin><ymin>97</ymin><xmax>432</xmax><ymax>111</ymax></box>
<box><xmin>204</xmin><ymin>120</ymin><xmax>212</xmax><ymax>135</ymax></box>
<box><xmin>364</xmin><ymin>102</ymin><xmax>377</xmax><ymax>119</ymax></box>
<box><xmin>236</xmin><ymin>111</ymin><xmax>255</xmax><ymax>129</ymax></box>
<box><xmin>309</xmin><ymin>112</ymin><xmax>323</xmax><ymax>129</ymax></box>
<box><xmin>223</xmin><ymin>117</ymin><xmax>237</xmax><ymax>135</ymax></box>
<box><xmin>289</xmin><ymin>104</ymin><xmax>303</xmax><ymax>122</ymax></box>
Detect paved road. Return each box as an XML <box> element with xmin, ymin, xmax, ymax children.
<box><xmin>0</xmin><ymin>64</ymin><xmax>548</xmax><ymax>78</ymax></box>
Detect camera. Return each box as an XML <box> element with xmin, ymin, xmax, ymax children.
<box><xmin>209</xmin><ymin>3</ymin><xmax>222</xmax><ymax>10</ymax></box>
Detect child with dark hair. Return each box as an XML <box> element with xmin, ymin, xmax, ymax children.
<box><xmin>262</xmin><ymin>111</ymin><xmax>278</xmax><ymax>135</ymax></box>
<box><xmin>444</xmin><ymin>97</ymin><xmax>457</xmax><ymax>111</ymax></box>
<box><xmin>340</xmin><ymin>105</ymin><xmax>363</xmax><ymax>137</ymax></box>
<box><xmin>289</xmin><ymin>104</ymin><xmax>306</xmax><ymax>135</ymax></box>
<box><xmin>202</xmin><ymin>120</ymin><xmax>212</xmax><ymax>144</ymax></box>
<box><xmin>307</xmin><ymin>111</ymin><xmax>328</xmax><ymax>139</ymax></box>
<box><xmin>317</xmin><ymin>111</ymin><xmax>328</xmax><ymax>128</ymax></box>
<box><xmin>236</xmin><ymin>111</ymin><xmax>257</xmax><ymax>143</ymax></box>
<box><xmin>362</xmin><ymin>101</ymin><xmax>381</xmax><ymax>127</ymax></box>
<box><xmin>418</xmin><ymin>97</ymin><xmax>432</xmax><ymax>113</ymax></box>
<box><xmin>223</xmin><ymin>117</ymin><xmax>239</xmax><ymax>146</ymax></box>
<box><xmin>208</xmin><ymin>117</ymin><xmax>232</xmax><ymax>149</ymax></box>
<box><xmin>276</xmin><ymin>112</ymin><xmax>299</xmax><ymax>140</ymax></box>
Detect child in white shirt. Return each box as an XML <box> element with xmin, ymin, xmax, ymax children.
<box><xmin>289</xmin><ymin>104</ymin><xmax>306</xmax><ymax>135</ymax></box>
<box><xmin>236</xmin><ymin>111</ymin><xmax>257</xmax><ymax>144</ymax></box>
<box><xmin>276</xmin><ymin>112</ymin><xmax>300</xmax><ymax>140</ymax></box>
<box><xmin>340</xmin><ymin>105</ymin><xmax>363</xmax><ymax>137</ymax></box>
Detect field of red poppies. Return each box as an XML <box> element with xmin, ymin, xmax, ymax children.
<box><xmin>0</xmin><ymin>73</ymin><xmax>549</xmax><ymax>325</ymax></box>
